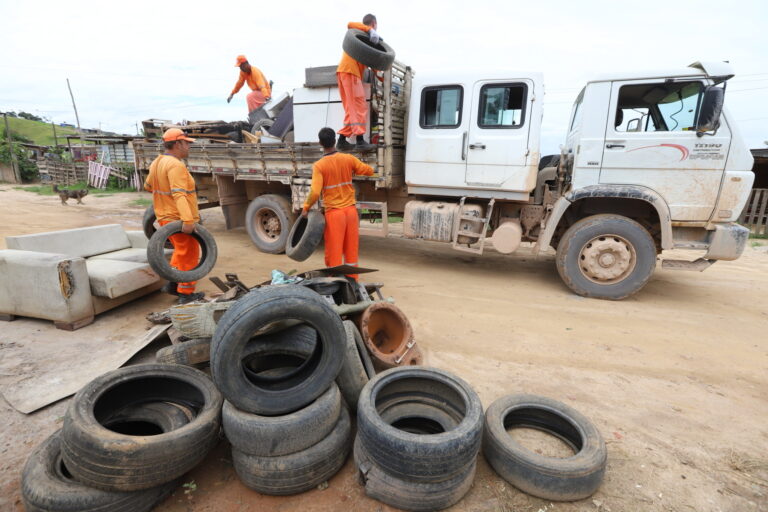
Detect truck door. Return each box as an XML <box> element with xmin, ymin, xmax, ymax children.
<box><xmin>405</xmin><ymin>84</ymin><xmax>469</xmax><ymax>190</ymax></box>
<box><xmin>465</xmin><ymin>80</ymin><xmax>533</xmax><ymax>190</ymax></box>
<box><xmin>600</xmin><ymin>79</ymin><xmax>730</xmax><ymax>221</ymax></box>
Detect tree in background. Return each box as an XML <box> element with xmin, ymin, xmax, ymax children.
<box><xmin>0</xmin><ymin>128</ymin><xmax>39</xmax><ymax>182</ymax></box>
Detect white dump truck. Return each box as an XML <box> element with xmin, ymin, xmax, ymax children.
<box><xmin>133</xmin><ymin>60</ymin><xmax>755</xmax><ymax>299</ymax></box>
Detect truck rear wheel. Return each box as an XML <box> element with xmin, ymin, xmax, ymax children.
<box><xmin>555</xmin><ymin>214</ymin><xmax>656</xmax><ymax>300</ymax></box>
<box><xmin>245</xmin><ymin>195</ymin><xmax>296</xmax><ymax>254</ymax></box>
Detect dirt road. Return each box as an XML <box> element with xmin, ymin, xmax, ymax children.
<box><xmin>1</xmin><ymin>184</ymin><xmax>766</xmax><ymax>512</ymax></box>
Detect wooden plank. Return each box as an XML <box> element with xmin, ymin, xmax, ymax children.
<box><xmin>756</xmin><ymin>189</ymin><xmax>768</xmax><ymax>235</ymax></box>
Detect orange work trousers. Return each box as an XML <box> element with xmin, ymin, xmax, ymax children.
<box><xmin>159</xmin><ymin>220</ymin><xmax>200</xmax><ymax>294</ymax></box>
<box><xmin>247</xmin><ymin>90</ymin><xmax>267</xmax><ymax>112</ymax></box>
<box><xmin>324</xmin><ymin>205</ymin><xmax>360</xmax><ymax>280</ymax></box>
<box><xmin>337</xmin><ymin>72</ymin><xmax>367</xmax><ymax>137</ymax></box>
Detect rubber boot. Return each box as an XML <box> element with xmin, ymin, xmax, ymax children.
<box><xmin>355</xmin><ymin>135</ymin><xmax>376</xmax><ymax>152</ymax></box>
<box><xmin>336</xmin><ymin>135</ymin><xmax>354</xmax><ymax>152</ymax></box>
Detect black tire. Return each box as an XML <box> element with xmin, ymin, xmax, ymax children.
<box><xmin>342</xmin><ymin>29</ymin><xmax>396</xmax><ymax>71</ymax></box>
<box><xmin>61</xmin><ymin>364</ymin><xmax>223</xmax><ymax>491</ymax></box>
<box><xmin>142</xmin><ymin>205</ymin><xmax>157</xmax><ymax>240</ymax></box>
<box><xmin>231</xmin><ymin>405</ymin><xmax>352</xmax><ymax>495</ymax></box>
<box><xmin>22</xmin><ymin>430</ymin><xmax>180</xmax><ymax>512</ymax></box>
<box><xmin>337</xmin><ymin>320</ymin><xmax>375</xmax><ymax>410</ymax></box>
<box><xmin>357</xmin><ymin>366</ymin><xmax>483</xmax><ymax>483</ymax></box>
<box><xmin>147</xmin><ymin>221</ymin><xmax>218</xmax><ymax>283</ymax></box>
<box><xmin>103</xmin><ymin>401</ymin><xmax>193</xmax><ymax>432</ymax></box>
<box><xmin>354</xmin><ymin>436</ymin><xmax>476</xmax><ymax>512</ymax></box>
<box><xmin>156</xmin><ymin>338</ymin><xmax>211</xmax><ymax>366</ymax></box>
<box><xmin>285</xmin><ymin>210</ymin><xmax>325</xmax><ymax>262</ymax></box>
<box><xmin>223</xmin><ymin>383</ymin><xmax>341</xmax><ymax>456</ymax></box>
<box><xmin>555</xmin><ymin>214</ymin><xmax>656</xmax><ymax>300</ymax></box>
<box><xmin>483</xmin><ymin>394</ymin><xmax>607</xmax><ymax>501</ymax></box>
<box><xmin>245</xmin><ymin>194</ymin><xmax>296</xmax><ymax>254</ymax></box>
<box><xmin>210</xmin><ymin>285</ymin><xmax>345</xmax><ymax>415</ymax></box>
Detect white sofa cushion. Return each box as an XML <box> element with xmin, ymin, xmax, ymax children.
<box><xmin>6</xmin><ymin>224</ymin><xmax>131</xmax><ymax>258</ymax></box>
<box><xmin>85</xmin><ymin>259</ymin><xmax>160</xmax><ymax>299</ymax></box>
<box><xmin>89</xmin><ymin>248</ymin><xmax>150</xmax><ymax>263</ymax></box>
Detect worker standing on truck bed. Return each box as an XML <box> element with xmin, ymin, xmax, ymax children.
<box><xmin>303</xmin><ymin>127</ymin><xmax>375</xmax><ymax>280</ymax></box>
<box><xmin>144</xmin><ymin>128</ymin><xmax>204</xmax><ymax>305</ymax></box>
<box><xmin>336</xmin><ymin>14</ymin><xmax>378</xmax><ymax>152</ymax></box>
<box><xmin>228</xmin><ymin>55</ymin><xmax>271</xmax><ymax>120</ymax></box>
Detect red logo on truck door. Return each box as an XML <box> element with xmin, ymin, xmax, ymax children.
<box><xmin>627</xmin><ymin>144</ymin><xmax>690</xmax><ymax>161</ymax></box>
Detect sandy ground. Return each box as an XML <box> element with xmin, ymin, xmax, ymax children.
<box><xmin>0</xmin><ymin>184</ymin><xmax>766</xmax><ymax>512</ymax></box>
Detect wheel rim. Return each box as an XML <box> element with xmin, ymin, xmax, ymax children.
<box><xmin>254</xmin><ymin>208</ymin><xmax>282</xmax><ymax>243</ymax></box>
<box><xmin>578</xmin><ymin>234</ymin><xmax>636</xmax><ymax>284</ymax></box>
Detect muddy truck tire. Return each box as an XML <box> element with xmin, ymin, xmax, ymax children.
<box><xmin>22</xmin><ymin>430</ymin><xmax>181</xmax><ymax>512</ymax></box>
<box><xmin>223</xmin><ymin>384</ymin><xmax>342</xmax><ymax>457</ymax></box>
<box><xmin>147</xmin><ymin>221</ymin><xmax>218</xmax><ymax>283</ymax></box>
<box><xmin>232</xmin><ymin>405</ymin><xmax>352</xmax><ymax>495</ymax></box>
<box><xmin>210</xmin><ymin>285</ymin><xmax>345</xmax><ymax>415</ymax></box>
<box><xmin>354</xmin><ymin>436</ymin><xmax>476</xmax><ymax>512</ymax></box>
<box><xmin>61</xmin><ymin>364</ymin><xmax>223</xmax><ymax>491</ymax></box>
<box><xmin>356</xmin><ymin>366</ymin><xmax>483</xmax><ymax>483</ymax></box>
<box><xmin>285</xmin><ymin>210</ymin><xmax>325</xmax><ymax>262</ymax></box>
<box><xmin>555</xmin><ymin>214</ymin><xmax>656</xmax><ymax>300</ymax></box>
<box><xmin>245</xmin><ymin>194</ymin><xmax>296</xmax><ymax>254</ymax></box>
<box><xmin>342</xmin><ymin>29</ymin><xmax>396</xmax><ymax>71</ymax></box>
<box><xmin>483</xmin><ymin>394</ymin><xmax>607</xmax><ymax>501</ymax></box>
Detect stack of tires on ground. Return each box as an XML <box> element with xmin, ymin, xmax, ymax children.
<box><xmin>21</xmin><ymin>364</ymin><xmax>223</xmax><ymax>512</ymax></box>
<box><xmin>210</xmin><ymin>285</ymin><xmax>369</xmax><ymax>495</ymax></box>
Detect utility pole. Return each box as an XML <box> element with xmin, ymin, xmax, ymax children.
<box><xmin>3</xmin><ymin>113</ymin><xmax>22</xmax><ymax>183</ymax></box>
<box><xmin>66</xmin><ymin>78</ymin><xmax>85</xmax><ymax>151</ymax></box>
<box><xmin>51</xmin><ymin>121</ymin><xmax>59</xmax><ymax>147</ymax></box>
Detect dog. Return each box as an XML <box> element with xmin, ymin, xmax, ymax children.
<box><xmin>53</xmin><ymin>185</ymin><xmax>89</xmax><ymax>205</ymax></box>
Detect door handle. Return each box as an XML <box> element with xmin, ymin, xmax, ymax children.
<box><xmin>469</xmin><ymin>142</ymin><xmax>486</xmax><ymax>150</ymax></box>
<box><xmin>461</xmin><ymin>131</ymin><xmax>468</xmax><ymax>160</ymax></box>
<box><xmin>605</xmin><ymin>143</ymin><xmax>625</xmax><ymax>149</ymax></box>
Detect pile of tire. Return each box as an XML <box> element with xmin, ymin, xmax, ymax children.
<box><xmin>354</xmin><ymin>366</ymin><xmax>484</xmax><ymax>511</ymax></box>
<box><xmin>21</xmin><ymin>364</ymin><xmax>223</xmax><ymax>512</ymax></box>
<box><xmin>210</xmin><ymin>286</ymin><xmax>364</xmax><ymax>494</ymax></box>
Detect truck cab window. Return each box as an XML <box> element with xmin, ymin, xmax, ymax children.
<box><xmin>615</xmin><ymin>81</ymin><xmax>703</xmax><ymax>132</ymax></box>
<box><xmin>420</xmin><ymin>86</ymin><xmax>463</xmax><ymax>128</ymax></box>
<box><xmin>569</xmin><ymin>88</ymin><xmax>585</xmax><ymax>131</ymax></box>
<box><xmin>478</xmin><ymin>83</ymin><xmax>527</xmax><ymax>128</ymax></box>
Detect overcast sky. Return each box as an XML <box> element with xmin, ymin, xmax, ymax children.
<box><xmin>1</xmin><ymin>0</ymin><xmax>766</xmax><ymax>154</ymax></box>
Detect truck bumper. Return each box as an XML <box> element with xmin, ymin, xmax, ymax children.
<box><xmin>704</xmin><ymin>223</ymin><xmax>749</xmax><ymax>261</ymax></box>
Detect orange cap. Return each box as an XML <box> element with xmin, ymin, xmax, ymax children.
<box><xmin>162</xmin><ymin>128</ymin><xmax>195</xmax><ymax>143</ymax></box>
<box><xmin>235</xmin><ymin>55</ymin><xmax>248</xmax><ymax>67</ymax></box>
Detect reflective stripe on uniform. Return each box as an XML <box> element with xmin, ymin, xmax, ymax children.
<box><xmin>153</xmin><ymin>190</ymin><xmax>172</xmax><ymax>196</ymax></box>
<box><xmin>170</xmin><ymin>188</ymin><xmax>196</xmax><ymax>193</ymax></box>
<box><xmin>323</xmin><ymin>181</ymin><xmax>352</xmax><ymax>190</ymax></box>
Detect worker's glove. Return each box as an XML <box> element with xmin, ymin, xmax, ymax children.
<box><xmin>368</xmin><ymin>28</ymin><xmax>380</xmax><ymax>44</ymax></box>
<box><xmin>301</xmin><ymin>208</ymin><xmax>309</xmax><ymax>218</ymax></box>
<box><xmin>265</xmin><ymin>97</ymin><xmax>271</xmax><ymax>102</ymax></box>
<box><xmin>227</xmin><ymin>95</ymin><xmax>233</xmax><ymax>103</ymax></box>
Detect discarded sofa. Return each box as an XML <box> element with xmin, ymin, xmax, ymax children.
<box><xmin>0</xmin><ymin>224</ymin><xmax>165</xmax><ymax>330</ymax></box>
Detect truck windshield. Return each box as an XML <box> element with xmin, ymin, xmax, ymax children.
<box><xmin>569</xmin><ymin>88</ymin><xmax>585</xmax><ymax>131</ymax></box>
<box><xmin>615</xmin><ymin>81</ymin><xmax>704</xmax><ymax>132</ymax></box>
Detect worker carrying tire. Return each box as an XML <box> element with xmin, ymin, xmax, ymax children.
<box><xmin>228</xmin><ymin>55</ymin><xmax>272</xmax><ymax>120</ymax></box>
<box><xmin>144</xmin><ymin>128</ymin><xmax>204</xmax><ymax>305</ymax></box>
<box><xmin>336</xmin><ymin>14</ymin><xmax>379</xmax><ymax>152</ymax></box>
<box><xmin>303</xmin><ymin>127</ymin><xmax>375</xmax><ymax>280</ymax></box>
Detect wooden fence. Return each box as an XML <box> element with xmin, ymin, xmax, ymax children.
<box><xmin>740</xmin><ymin>188</ymin><xmax>768</xmax><ymax>235</ymax></box>
<box><xmin>37</xmin><ymin>160</ymin><xmax>88</xmax><ymax>185</ymax></box>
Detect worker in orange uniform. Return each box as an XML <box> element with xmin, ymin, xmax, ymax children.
<box><xmin>336</xmin><ymin>14</ymin><xmax>379</xmax><ymax>152</ymax></box>
<box><xmin>144</xmin><ymin>128</ymin><xmax>204</xmax><ymax>305</ymax></box>
<box><xmin>303</xmin><ymin>127</ymin><xmax>375</xmax><ymax>280</ymax></box>
<box><xmin>228</xmin><ymin>55</ymin><xmax>272</xmax><ymax>119</ymax></box>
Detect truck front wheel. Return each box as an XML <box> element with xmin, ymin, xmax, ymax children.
<box><xmin>555</xmin><ymin>214</ymin><xmax>656</xmax><ymax>300</ymax></box>
<box><xmin>245</xmin><ymin>195</ymin><xmax>296</xmax><ymax>254</ymax></box>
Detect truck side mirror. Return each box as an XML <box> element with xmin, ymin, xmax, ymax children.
<box><xmin>696</xmin><ymin>86</ymin><xmax>724</xmax><ymax>136</ymax></box>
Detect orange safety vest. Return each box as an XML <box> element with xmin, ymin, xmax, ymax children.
<box><xmin>144</xmin><ymin>155</ymin><xmax>200</xmax><ymax>224</ymax></box>
<box><xmin>231</xmin><ymin>66</ymin><xmax>271</xmax><ymax>98</ymax></box>
<box><xmin>337</xmin><ymin>22</ymin><xmax>371</xmax><ymax>79</ymax></box>
<box><xmin>303</xmin><ymin>151</ymin><xmax>374</xmax><ymax>211</ymax></box>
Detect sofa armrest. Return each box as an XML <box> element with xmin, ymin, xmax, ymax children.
<box><xmin>126</xmin><ymin>230</ymin><xmax>150</xmax><ymax>249</ymax></box>
<box><xmin>0</xmin><ymin>250</ymin><xmax>94</xmax><ymax>323</ymax></box>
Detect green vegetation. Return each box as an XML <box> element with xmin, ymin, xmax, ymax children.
<box><xmin>131</xmin><ymin>197</ymin><xmax>152</xmax><ymax>207</ymax></box>
<box><xmin>2</xmin><ymin>117</ymin><xmax>80</xmax><ymax>146</ymax></box>
<box><xmin>14</xmin><ymin>181</ymin><xmax>137</xmax><ymax>196</ymax></box>
<box><xmin>749</xmin><ymin>233</ymin><xmax>768</xmax><ymax>240</ymax></box>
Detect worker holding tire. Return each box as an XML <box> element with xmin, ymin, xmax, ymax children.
<box><xmin>336</xmin><ymin>14</ymin><xmax>379</xmax><ymax>152</ymax></box>
<box><xmin>228</xmin><ymin>55</ymin><xmax>271</xmax><ymax>120</ymax></box>
<box><xmin>144</xmin><ymin>128</ymin><xmax>204</xmax><ymax>304</ymax></box>
<box><xmin>303</xmin><ymin>127</ymin><xmax>374</xmax><ymax>280</ymax></box>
